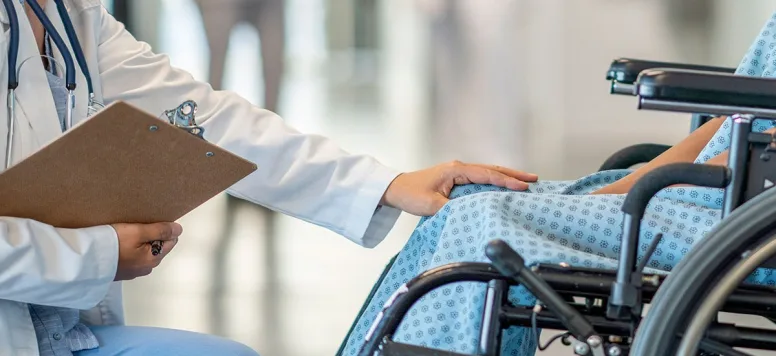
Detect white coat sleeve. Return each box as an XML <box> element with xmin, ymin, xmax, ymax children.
<box><xmin>95</xmin><ymin>8</ymin><xmax>402</xmax><ymax>248</ymax></box>
<box><xmin>0</xmin><ymin>218</ymin><xmax>119</xmax><ymax>309</ymax></box>
<box><xmin>79</xmin><ymin>282</ymin><xmax>125</xmax><ymax>326</ymax></box>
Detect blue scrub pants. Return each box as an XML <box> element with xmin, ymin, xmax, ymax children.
<box><xmin>73</xmin><ymin>326</ymin><xmax>258</xmax><ymax>356</ymax></box>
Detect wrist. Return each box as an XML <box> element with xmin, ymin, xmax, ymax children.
<box><xmin>380</xmin><ymin>173</ymin><xmax>404</xmax><ymax>209</ymax></box>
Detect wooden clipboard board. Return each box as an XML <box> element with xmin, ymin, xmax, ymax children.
<box><xmin>0</xmin><ymin>101</ymin><xmax>258</xmax><ymax>228</ymax></box>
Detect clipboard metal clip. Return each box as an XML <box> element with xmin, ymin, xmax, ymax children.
<box><xmin>161</xmin><ymin>100</ymin><xmax>205</xmax><ymax>139</ymax></box>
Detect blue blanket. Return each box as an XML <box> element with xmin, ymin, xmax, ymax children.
<box><xmin>342</xmin><ymin>11</ymin><xmax>776</xmax><ymax>356</ymax></box>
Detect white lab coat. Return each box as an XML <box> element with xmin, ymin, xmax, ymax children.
<box><xmin>0</xmin><ymin>1</ymin><xmax>401</xmax><ymax>354</ymax></box>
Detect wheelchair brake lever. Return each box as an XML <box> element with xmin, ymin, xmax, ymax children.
<box><xmin>485</xmin><ymin>240</ymin><xmax>602</xmax><ymax>347</ymax></box>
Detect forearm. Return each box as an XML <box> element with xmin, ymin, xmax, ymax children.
<box><xmin>97</xmin><ymin>7</ymin><xmax>402</xmax><ymax>247</ymax></box>
<box><xmin>0</xmin><ymin>218</ymin><xmax>118</xmax><ymax>308</ymax></box>
<box><xmin>704</xmin><ymin>151</ymin><xmax>729</xmax><ymax>166</ymax></box>
<box><xmin>592</xmin><ymin>117</ymin><xmax>725</xmax><ymax>195</ymax></box>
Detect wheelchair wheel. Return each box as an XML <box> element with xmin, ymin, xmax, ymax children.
<box><xmin>676</xmin><ymin>233</ymin><xmax>776</xmax><ymax>355</ymax></box>
<box><xmin>631</xmin><ymin>188</ymin><xmax>776</xmax><ymax>355</ymax></box>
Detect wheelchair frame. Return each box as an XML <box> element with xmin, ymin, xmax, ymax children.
<box><xmin>341</xmin><ymin>59</ymin><xmax>776</xmax><ymax>356</ymax></box>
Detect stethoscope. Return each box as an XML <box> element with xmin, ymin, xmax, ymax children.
<box><xmin>1</xmin><ymin>0</ymin><xmax>102</xmax><ymax>169</ymax></box>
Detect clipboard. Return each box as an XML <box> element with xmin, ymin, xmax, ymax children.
<box><xmin>0</xmin><ymin>100</ymin><xmax>258</xmax><ymax>228</ymax></box>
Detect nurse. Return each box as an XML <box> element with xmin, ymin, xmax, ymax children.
<box><xmin>0</xmin><ymin>1</ymin><xmax>537</xmax><ymax>355</ymax></box>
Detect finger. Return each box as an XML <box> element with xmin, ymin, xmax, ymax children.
<box><xmin>140</xmin><ymin>222</ymin><xmax>183</xmax><ymax>243</ymax></box>
<box><xmin>468</xmin><ymin>163</ymin><xmax>539</xmax><ymax>182</ymax></box>
<box><xmin>452</xmin><ymin>165</ymin><xmax>530</xmax><ymax>191</ymax></box>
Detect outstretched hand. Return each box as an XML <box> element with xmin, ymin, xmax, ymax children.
<box><xmin>380</xmin><ymin>161</ymin><xmax>538</xmax><ymax>216</ymax></box>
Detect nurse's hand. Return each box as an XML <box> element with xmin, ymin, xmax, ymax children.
<box><xmin>380</xmin><ymin>161</ymin><xmax>538</xmax><ymax>216</ymax></box>
<box><xmin>111</xmin><ymin>222</ymin><xmax>183</xmax><ymax>281</ymax></box>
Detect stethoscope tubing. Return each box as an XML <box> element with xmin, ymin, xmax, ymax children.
<box><xmin>2</xmin><ymin>0</ymin><xmax>96</xmax><ymax>169</ymax></box>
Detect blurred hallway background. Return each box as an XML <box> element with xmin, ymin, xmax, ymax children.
<box><xmin>100</xmin><ymin>1</ymin><xmax>776</xmax><ymax>355</ymax></box>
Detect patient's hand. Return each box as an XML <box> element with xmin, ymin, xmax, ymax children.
<box><xmin>380</xmin><ymin>161</ymin><xmax>538</xmax><ymax>216</ymax></box>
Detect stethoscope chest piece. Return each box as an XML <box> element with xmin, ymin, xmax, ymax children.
<box><xmin>87</xmin><ymin>94</ymin><xmax>104</xmax><ymax>117</ymax></box>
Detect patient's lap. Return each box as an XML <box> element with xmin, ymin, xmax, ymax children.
<box><xmin>341</xmin><ymin>172</ymin><xmax>740</xmax><ymax>355</ymax></box>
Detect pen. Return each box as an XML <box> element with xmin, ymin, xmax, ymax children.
<box><xmin>151</xmin><ymin>240</ymin><xmax>164</xmax><ymax>256</ymax></box>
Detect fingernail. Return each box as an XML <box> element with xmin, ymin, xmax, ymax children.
<box><xmin>171</xmin><ymin>223</ymin><xmax>183</xmax><ymax>236</ymax></box>
<box><xmin>511</xmin><ymin>180</ymin><xmax>529</xmax><ymax>191</ymax></box>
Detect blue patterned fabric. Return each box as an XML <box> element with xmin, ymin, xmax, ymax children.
<box><xmin>28</xmin><ymin>32</ymin><xmax>101</xmax><ymax>356</ymax></box>
<box><xmin>341</xmin><ymin>11</ymin><xmax>776</xmax><ymax>356</ymax></box>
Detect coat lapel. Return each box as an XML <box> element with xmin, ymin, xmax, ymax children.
<box><xmin>0</xmin><ymin>4</ymin><xmax>9</xmax><ymax>165</ymax></box>
<box><xmin>0</xmin><ymin>0</ymin><xmax>96</xmax><ymax>166</ymax></box>
<box><xmin>12</xmin><ymin>0</ymin><xmax>63</xmax><ymax>147</ymax></box>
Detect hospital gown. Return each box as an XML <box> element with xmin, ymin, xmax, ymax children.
<box><xmin>342</xmin><ymin>11</ymin><xmax>776</xmax><ymax>356</ymax></box>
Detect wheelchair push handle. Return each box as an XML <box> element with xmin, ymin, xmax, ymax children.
<box><xmin>622</xmin><ymin>163</ymin><xmax>731</xmax><ymax>218</ymax></box>
<box><xmin>485</xmin><ymin>240</ymin><xmax>598</xmax><ymax>343</ymax></box>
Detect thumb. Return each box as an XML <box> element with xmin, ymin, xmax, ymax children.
<box><xmin>140</xmin><ymin>222</ymin><xmax>183</xmax><ymax>243</ymax></box>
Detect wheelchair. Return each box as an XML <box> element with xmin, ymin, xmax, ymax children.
<box><xmin>338</xmin><ymin>58</ymin><xmax>776</xmax><ymax>356</ymax></box>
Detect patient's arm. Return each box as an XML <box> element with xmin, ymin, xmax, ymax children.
<box><xmin>703</xmin><ymin>151</ymin><xmax>729</xmax><ymax>166</ymax></box>
<box><xmin>697</xmin><ymin>126</ymin><xmax>776</xmax><ymax>167</ymax></box>
<box><xmin>591</xmin><ymin>117</ymin><xmax>725</xmax><ymax>195</ymax></box>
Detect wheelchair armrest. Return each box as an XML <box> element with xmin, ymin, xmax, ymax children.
<box><xmin>637</xmin><ymin>69</ymin><xmax>776</xmax><ymax>112</ymax></box>
<box><xmin>607</xmin><ymin>58</ymin><xmax>735</xmax><ymax>85</ymax></box>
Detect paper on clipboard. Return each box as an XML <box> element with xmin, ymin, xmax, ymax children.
<box><xmin>0</xmin><ymin>101</ymin><xmax>258</xmax><ymax>228</ymax></box>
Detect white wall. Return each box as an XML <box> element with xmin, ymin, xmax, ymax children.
<box><xmin>511</xmin><ymin>0</ymin><xmax>685</xmax><ymax>179</ymax></box>
<box><xmin>710</xmin><ymin>0</ymin><xmax>776</xmax><ymax>67</ymax></box>
<box><xmin>514</xmin><ymin>0</ymin><xmax>776</xmax><ymax>180</ymax></box>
